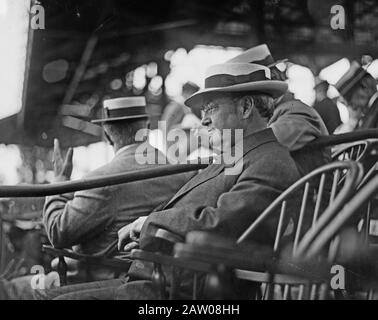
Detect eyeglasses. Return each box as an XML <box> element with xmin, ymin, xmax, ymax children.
<box><xmin>201</xmin><ymin>102</ymin><xmax>219</xmax><ymax>116</ymax></box>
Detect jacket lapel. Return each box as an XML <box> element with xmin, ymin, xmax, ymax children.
<box><xmin>163</xmin><ymin>163</ymin><xmax>225</xmax><ymax>208</ymax></box>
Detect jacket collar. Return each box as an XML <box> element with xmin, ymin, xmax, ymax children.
<box><xmin>225</xmin><ymin>128</ymin><xmax>277</xmax><ymax>166</ymax></box>
<box><xmin>115</xmin><ymin>143</ymin><xmax>139</xmax><ymax>157</ymax></box>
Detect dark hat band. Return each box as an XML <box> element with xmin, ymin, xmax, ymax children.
<box><xmin>205</xmin><ymin>69</ymin><xmax>269</xmax><ymax>89</ymax></box>
<box><xmin>104</xmin><ymin>106</ymin><xmax>147</xmax><ymax>119</ymax></box>
<box><xmin>337</xmin><ymin>68</ymin><xmax>367</xmax><ymax>97</ymax></box>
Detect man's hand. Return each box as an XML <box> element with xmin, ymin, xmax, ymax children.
<box><xmin>118</xmin><ymin>216</ymin><xmax>148</xmax><ymax>251</ymax></box>
<box><xmin>53</xmin><ymin>138</ymin><xmax>73</xmax><ymax>182</ymax></box>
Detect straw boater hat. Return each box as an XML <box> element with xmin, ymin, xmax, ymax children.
<box><xmin>184</xmin><ymin>63</ymin><xmax>288</xmax><ymax>108</ymax></box>
<box><xmin>226</xmin><ymin>44</ymin><xmax>288</xmax><ymax>67</ymax></box>
<box><xmin>92</xmin><ymin>96</ymin><xmax>148</xmax><ymax>123</ymax></box>
<box><xmin>335</xmin><ymin>61</ymin><xmax>370</xmax><ymax>101</ymax></box>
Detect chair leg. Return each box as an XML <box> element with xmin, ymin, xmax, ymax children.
<box><xmin>283</xmin><ymin>284</ymin><xmax>291</xmax><ymax>300</ymax></box>
<box><xmin>169</xmin><ymin>267</ymin><xmax>181</xmax><ymax>300</ymax></box>
<box><xmin>152</xmin><ymin>263</ymin><xmax>166</xmax><ymax>299</ymax></box>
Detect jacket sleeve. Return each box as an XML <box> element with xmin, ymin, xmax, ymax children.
<box><xmin>269</xmin><ymin>103</ymin><xmax>328</xmax><ymax>151</ymax></box>
<box><xmin>43</xmin><ymin>185</ymin><xmax>115</xmax><ymax>249</ymax></box>
<box><xmin>140</xmin><ymin>156</ymin><xmax>295</xmax><ymax>248</ymax></box>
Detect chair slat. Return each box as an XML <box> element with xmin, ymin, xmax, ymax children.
<box><xmin>294</xmin><ymin>182</ymin><xmax>310</xmax><ymax>255</ymax></box>
<box><xmin>274</xmin><ymin>201</ymin><xmax>287</xmax><ymax>253</ymax></box>
<box><xmin>330</xmin><ymin>169</ymin><xmax>340</xmax><ymax>203</ymax></box>
<box><xmin>312</xmin><ymin>173</ymin><xmax>326</xmax><ymax>227</ymax></box>
<box><xmin>283</xmin><ymin>284</ymin><xmax>290</xmax><ymax>300</ymax></box>
<box><xmin>298</xmin><ymin>285</ymin><xmax>305</xmax><ymax>300</ymax></box>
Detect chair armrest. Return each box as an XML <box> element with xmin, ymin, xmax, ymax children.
<box><xmin>174</xmin><ymin>242</ymin><xmax>272</xmax><ymax>271</ymax></box>
<box><xmin>141</xmin><ymin>227</ymin><xmax>184</xmax><ymax>254</ymax></box>
<box><xmin>130</xmin><ymin>249</ymin><xmax>213</xmax><ymax>273</ymax></box>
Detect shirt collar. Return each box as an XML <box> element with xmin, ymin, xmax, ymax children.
<box><xmin>115</xmin><ymin>143</ymin><xmax>138</xmax><ymax>156</ymax></box>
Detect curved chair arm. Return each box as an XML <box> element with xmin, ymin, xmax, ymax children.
<box><xmin>175</xmin><ymin>231</ymin><xmax>330</xmax><ymax>281</ymax></box>
<box><xmin>140</xmin><ymin>227</ymin><xmax>184</xmax><ymax>254</ymax></box>
<box><xmin>304</xmin><ymin>129</ymin><xmax>378</xmax><ymax>150</ymax></box>
<box><xmin>130</xmin><ymin>249</ymin><xmax>215</xmax><ymax>274</ymax></box>
<box><xmin>42</xmin><ymin>240</ymin><xmax>131</xmax><ymax>285</ymax></box>
<box><xmin>174</xmin><ymin>231</ymin><xmax>272</xmax><ymax>271</ymax></box>
<box><xmin>42</xmin><ymin>244</ymin><xmax>131</xmax><ymax>269</ymax></box>
<box><xmin>0</xmin><ymin>164</ymin><xmax>207</xmax><ymax>198</ymax></box>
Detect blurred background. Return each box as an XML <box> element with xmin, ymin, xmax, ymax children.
<box><xmin>0</xmin><ymin>0</ymin><xmax>377</xmax><ymax>185</ymax></box>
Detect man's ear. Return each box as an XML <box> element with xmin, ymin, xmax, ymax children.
<box><xmin>240</xmin><ymin>96</ymin><xmax>254</xmax><ymax>119</ymax></box>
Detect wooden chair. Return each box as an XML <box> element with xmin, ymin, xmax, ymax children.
<box><xmin>42</xmin><ymin>240</ymin><xmax>130</xmax><ymax>285</ymax></box>
<box><xmin>130</xmin><ymin>161</ymin><xmax>363</xmax><ymax>299</ymax></box>
<box><xmin>303</xmin><ymin>175</ymin><xmax>378</xmax><ymax>299</ymax></box>
<box><xmin>0</xmin><ymin>164</ymin><xmax>205</xmax><ymax>285</ymax></box>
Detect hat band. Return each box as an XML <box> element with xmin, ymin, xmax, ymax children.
<box><xmin>205</xmin><ymin>69</ymin><xmax>269</xmax><ymax>89</ymax></box>
<box><xmin>104</xmin><ymin>106</ymin><xmax>147</xmax><ymax>119</ymax></box>
<box><xmin>338</xmin><ymin>68</ymin><xmax>367</xmax><ymax>96</ymax></box>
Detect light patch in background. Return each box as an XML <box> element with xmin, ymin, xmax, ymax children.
<box><xmin>71</xmin><ymin>142</ymin><xmax>114</xmax><ymax>180</ymax></box>
<box><xmin>0</xmin><ymin>0</ymin><xmax>30</xmax><ymax>120</ymax></box>
<box><xmin>165</xmin><ymin>45</ymin><xmax>243</xmax><ymax>98</ymax></box>
<box><xmin>0</xmin><ymin>144</ymin><xmax>22</xmax><ymax>184</ymax></box>
<box><xmin>287</xmin><ymin>64</ymin><xmax>315</xmax><ymax>106</ymax></box>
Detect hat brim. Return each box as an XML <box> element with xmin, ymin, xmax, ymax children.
<box><xmin>91</xmin><ymin>114</ymin><xmax>148</xmax><ymax>124</ymax></box>
<box><xmin>267</xmin><ymin>58</ymin><xmax>288</xmax><ymax>68</ymax></box>
<box><xmin>184</xmin><ymin>80</ymin><xmax>288</xmax><ymax>109</ymax></box>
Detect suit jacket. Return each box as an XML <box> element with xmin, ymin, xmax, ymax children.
<box><xmin>313</xmin><ymin>98</ymin><xmax>342</xmax><ymax>134</ymax></box>
<box><xmin>127</xmin><ymin>129</ymin><xmax>301</xmax><ymax>283</ymax></box>
<box><xmin>43</xmin><ymin>143</ymin><xmax>194</xmax><ymax>280</ymax></box>
<box><xmin>360</xmin><ymin>94</ymin><xmax>378</xmax><ymax>129</ymax></box>
<box><xmin>269</xmin><ymin>99</ymin><xmax>331</xmax><ymax>176</ymax></box>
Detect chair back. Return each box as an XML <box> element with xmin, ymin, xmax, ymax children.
<box><xmin>238</xmin><ymin>161</ymin><xmax>363</xmax><ymax>259</ymax></box>
<box><xmin>304</xmin><ymin>175</ymin><xmax>378</xmax><ymax>259</ymax></box>
<box><xmin>331</xmin><ymin>140</ymin><xmax>371</xmax><ymax>162</ymax></box>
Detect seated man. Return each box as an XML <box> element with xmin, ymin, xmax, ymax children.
<box><xmin>226</xmin><ymin>44</ymin><xmax>330</xmax><ymax>176</ymax></box>
<box><xmin>44</xmin><ymin>97</ymin><xmax>195</xmax><ymax>281</ymax></box>
<box><xmin>0</xmin><ymin>97</ymin><xmax>195</xmax><ymax>299</ymax></box>
<box><xmin>37</xmin><ymin>62</ymin><xmax>301</xmax><ymax>300</ymax></box>
<box><xmin>334</xmin><ymin>60</ymin><xmax>378</xmax><ymax>131</ymax></box>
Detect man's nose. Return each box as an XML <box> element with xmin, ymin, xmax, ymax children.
<box><xmin>201</xmin><ymin>115</ymin><xmax>211</xmax><ymax>127</ymax></box>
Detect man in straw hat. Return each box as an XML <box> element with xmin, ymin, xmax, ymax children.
<box><xmin>0</xmin><ymin>96</ymin><xmax>195</xmax><ymax>299</ymax></box>
<box><xmin>335</xmin><ymin>60</ymin><xmax>378</xmax><ymax>132</ymax></box>
<box><xmin>40</xmin><ymin>61</ymin><xmax>300</xmax><ymax>300</ymax></box>
<box><xmin>224</xmin><ymin>44</ymin><xmax>330</xmax><ymax>176</ymax></box>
